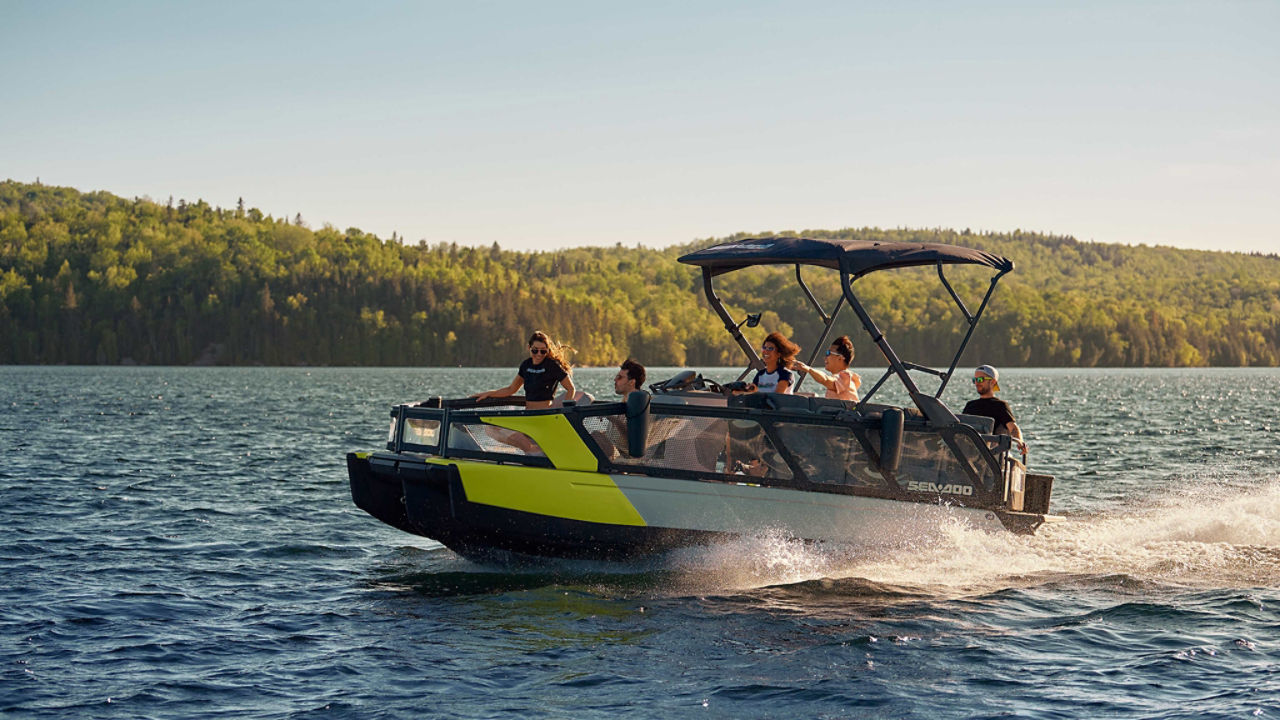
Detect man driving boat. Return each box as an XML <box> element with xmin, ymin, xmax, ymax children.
<box><xmin>962</xmin><ymin>364</ymin><xmax>1026</xmax><ymax>454</ymax></box>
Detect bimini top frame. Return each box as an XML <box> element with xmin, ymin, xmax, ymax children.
<box><xmin>678</xmin><ymin>236</ymin><xmax>1013</xmax><ymax>427</ymax></box>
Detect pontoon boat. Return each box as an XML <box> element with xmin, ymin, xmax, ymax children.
<box><xmin>347</xmin><ymin>237</ymin><xmax>1056</xmax><ymax>562</ymax></box>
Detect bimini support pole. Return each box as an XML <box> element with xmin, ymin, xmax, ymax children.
<box><xmin>934</xmin><ymin>264</ymin><xmax>1010</xmax><ymax>398</ymax></box>
<box><xmin>841</xmin><ymin>271</ymin><xmax>958</xmax><ymax>427</ymax></box>
<box><xmin>701</xmin><ymin>266</ymin><xmax>764</xmax><ymax>379</ymax></box>
<box><xmin>793</xmin><ymin>264</ymin><xmax>846</xmax><ymax>394</ymax></box>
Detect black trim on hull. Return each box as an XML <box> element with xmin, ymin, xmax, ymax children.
<box><xmin>993</xmin><ymin>510</ymin><xmax>1048</xmax><ymax>535</ymax></box>
<box><xmin>350</xmin><ymin>454</ymin><xmax>730</xmax><ymax>562</ymax></box>
<box><xmin>347</xmin><ymin>453</ymin><xmax>416</xmax><ymax>535</ymax></box>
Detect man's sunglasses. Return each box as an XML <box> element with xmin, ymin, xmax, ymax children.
<box><xmin>972</xmin><ymin>376</ymin><xmax>994</xmax><ymax>384</ymax></box>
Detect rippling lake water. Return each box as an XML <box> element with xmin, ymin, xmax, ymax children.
<box><xmin>3</xmin><ymin>366</ymin><xmax>1279</xmax><ymax>719</ymax></box>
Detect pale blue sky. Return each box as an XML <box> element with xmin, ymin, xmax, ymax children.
<box><xmin>3</xmin><ymin>1</ymin><xmax>1276</xmax><ymax>253</ymax></box>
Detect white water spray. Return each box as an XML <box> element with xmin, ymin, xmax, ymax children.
<box><xmin>667</xmin><ymin>475</ymin><xmax>1280</xmax><ymax>595</ymax></box>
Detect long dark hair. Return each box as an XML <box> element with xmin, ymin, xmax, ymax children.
<box><xmin>528</xmin><ymin>330</ymin><xmax>572</xmax><ymax>375</ymax></box>
<box><xmin>764</xmin><ymin>331</ymin><xmax>800</xmax><ymax>369</ymax></box>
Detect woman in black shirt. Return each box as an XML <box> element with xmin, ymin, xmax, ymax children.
<box><xmin>472</xmin><ymin>330</ymin><xmax>576</xmax><ymax>409</ymax></box>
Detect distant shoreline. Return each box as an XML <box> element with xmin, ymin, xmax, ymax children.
<box><xmin>4</xmin><ymin>181</ymin><xmax>1278</xmax><ymax>368</ymax></box>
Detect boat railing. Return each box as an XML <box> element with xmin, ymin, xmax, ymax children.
<box><xmin>386</xmin><ymin>394</ymin><xmax>1022</xmax><ymax>510</ymax></box>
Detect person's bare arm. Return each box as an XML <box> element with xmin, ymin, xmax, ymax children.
<box><xmin>795</xmin><ymin>362</ymin><xmax>835</xmax><ymax>391</ymax></box>
<box><xmin>473</xmin><ymin>374</ymin><xmax>523</xmax><ymax>400</ymax></box>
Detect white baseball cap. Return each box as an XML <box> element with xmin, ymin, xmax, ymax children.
<box><xmin>975</xmin><ymin>364</ymin><xmax>1000</xmax><ymax>391</ymax></box>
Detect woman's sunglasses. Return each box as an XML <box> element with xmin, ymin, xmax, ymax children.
<box><xmin>530</xmin><ymin>347</ymin><xmax>549</xmax><ymax>355</ymax></box>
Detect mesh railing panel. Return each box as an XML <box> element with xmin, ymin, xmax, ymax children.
<box><xmin>447</xmin><ymin>420</ymin><xmax>545</xmax><ymax>456</ymax></box>
<box><xmin>895</xmin><ymin>431</ymin><xmax>992</xmax><ymax>495</ymax></box>
<box><xmin>591</xmin><ymin>414</ymin><xmax>791</xmax><ymax>480</ymax></box>
<box><xmin>773</xmin><ymin>423</ymin><xmax>882</xmax><ymax>488</ymax></box>
<box><xmin>946</xmin><ymin>431</ymin><xmax>997</xmax><ymax>491</ymax></box>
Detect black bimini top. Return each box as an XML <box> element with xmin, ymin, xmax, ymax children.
<box><xmin>678</xmin><ymin>236</ymin><xmax>1012</xmax><ymax>278</ymax></box>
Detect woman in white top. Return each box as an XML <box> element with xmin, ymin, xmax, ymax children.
<box><xmin>796</xmin><ymin>335</ymin><xmax>861</xmax><ymax>402</ymax></box>
<box><xmin>750</xmin><ymin>331</ymin><xmax>800</xmax><ymax>394</ymax></box>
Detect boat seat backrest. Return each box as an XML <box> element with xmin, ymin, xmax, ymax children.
<box><xmin>651</xmin><ymin>393</ymin><xmax>730</xmax><ymax>407</ymax></box>
<box><xmin>763</xmin><ymin>393</ymin><xmax>812</xmax><ymax>412</ymax></box>
<box><xmin>730</xmin><ymin>393</ymin><xmax>863</xmax><ymax>415</ymax></box>
<box><xmin>727</xmin><ymin>392</ymin><xmax>812</xmax><ymax>412</ymax></box>
<box><xmin>555</xmin><ymin>390</ymin><xmax>595</xmax><ymax>407</ymax></box>
<box><xmin>727</xmin><ymin>393</ymin><xmax>766</xmax><ymax>409</ymax></box>
<box><xmin>725</xmin><ymin>395</ymin><xmax>972</xmax><ymax>431</ymax></box>
<box><xmin>808</xmin><ymin>397</ymin><xmax>856</xmax><ymax>413</ymax></box>
<box><xmin>956</xmin><ymin>413</ymin><xmax>995</xmax><ymax>434</ymax></box>
<box><xmin>858</xmin><ymin>402</ymin><xmax>895</xmax><ymax>414</ymax></box>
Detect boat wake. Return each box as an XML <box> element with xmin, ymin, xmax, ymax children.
<box><xmin>661</xmin><ymin>472</ymin><xmax>1280</xmax><ymax>596</ymax></box>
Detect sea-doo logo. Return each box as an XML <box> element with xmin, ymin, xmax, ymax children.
<box><xmin>906</xmin><ymin>481</ymin><xmax>974</xmax><ymax>496</ymax></box>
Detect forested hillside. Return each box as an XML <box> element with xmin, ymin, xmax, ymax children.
<box><xmin>2</xmin><ymin>181</ymin><xmax>1278</xmax><ymax>367</ymax></box>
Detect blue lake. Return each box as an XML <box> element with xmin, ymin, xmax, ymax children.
<box><xmin>3</xmin><ymin>366</ymin><xmax>1279</xmax><ymax>718</ymax></box>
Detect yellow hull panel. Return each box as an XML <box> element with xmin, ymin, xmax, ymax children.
<box><xmin>431</xmin><ymin>459</ymin><xmax>647</xmax><ymax>527</ymax></box>
<box><xmin>480</xmin><ymin>413</ymin><xmax>599</xmax><ymax>472</ymax></box>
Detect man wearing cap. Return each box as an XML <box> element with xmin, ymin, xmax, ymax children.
<box><xmin>962</xmin><ymin>364</ymin><xmax>1025</xmax><ymax>452</ymax></box>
